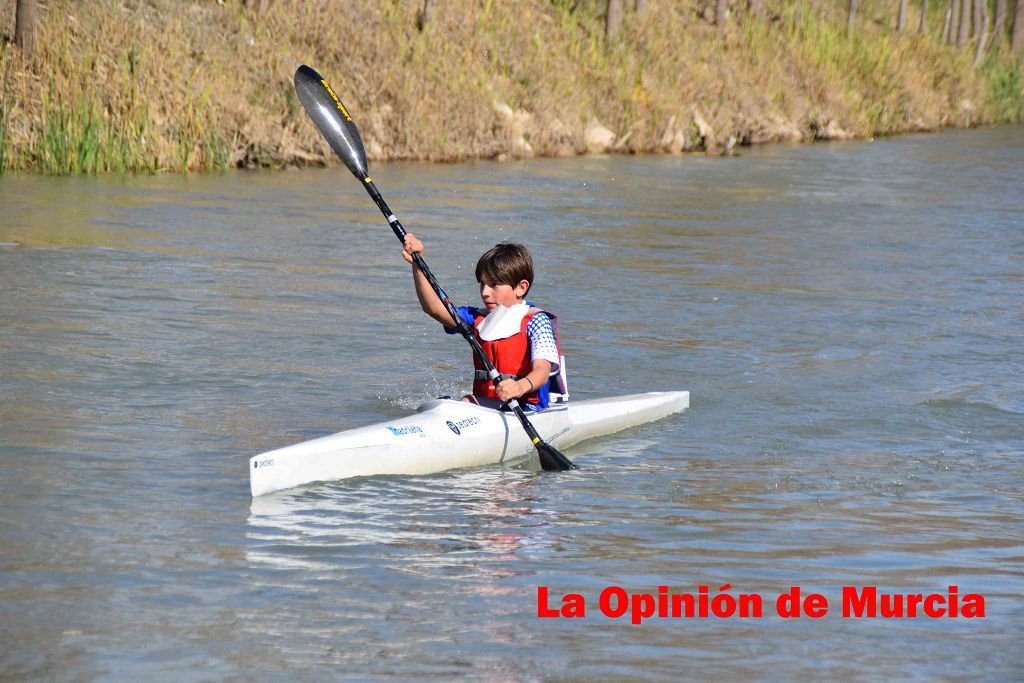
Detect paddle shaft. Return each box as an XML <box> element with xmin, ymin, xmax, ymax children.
<box><xmin>360</xmin><ymin>179</ymin><xmax>552</xmax><ymax>443</ymax></box>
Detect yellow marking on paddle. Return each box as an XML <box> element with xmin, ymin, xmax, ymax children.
<box><xmin>320</xmin><ymin>79</ymin><xmax>353</xmax><ymax>121</ymax></box>
<box><xmin>532</xmin><ymin>437</ymin><xmax>540</xmax><ymax>445</ymax></box>
<box><xmin>364</xmin><ymin>177</ymin><xmax>372</xmax><ymax>183</ymax></box>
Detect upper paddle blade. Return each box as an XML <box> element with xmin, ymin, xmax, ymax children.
<box><xmin>293</xmin><ymin>64</ymin><xmax>369</xmax><ymax>180</ymax></box>
<box><xmin>535</xmin><ymin>440</ymin><xmax>578</xmax><ymax>471</ymax></box>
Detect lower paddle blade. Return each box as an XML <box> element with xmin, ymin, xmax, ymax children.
<box><xmin>535</xmin><ymin>440</ymin><xmax>578</xmax><ymax>471</ymax></box>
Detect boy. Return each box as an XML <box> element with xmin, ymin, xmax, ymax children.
<box><xmin>402</xmin><ymin>234</ymin><xmax>564</xmax><ymax>410</ymax></box>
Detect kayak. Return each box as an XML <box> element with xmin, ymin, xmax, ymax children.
<box><xmin>250</xmin><ymin>391</ymin><xmax>689</xmax><ymax>496</ymax></box>
<box><xmin>249</xmin><ymin>391</ymin><xmax>689</xmax><ymax>496</ymax></box>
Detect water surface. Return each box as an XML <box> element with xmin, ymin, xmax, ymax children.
<box><xmin>1</xmin><ymin>126</ymin><xmax>1022</xmax><ymax>680</ymax></box>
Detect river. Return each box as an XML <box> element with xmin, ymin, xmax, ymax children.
<box><xmin>1</xmin><ymin>126</ymin><xmax>1022</xmax><ymax>680</ymax></box>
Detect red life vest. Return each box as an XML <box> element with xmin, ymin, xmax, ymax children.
<box><xmin>471</xmin><ymin>307</ymin><xmax>557</xmax><ymax>407</ymax></box>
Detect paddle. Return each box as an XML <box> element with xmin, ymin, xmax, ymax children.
<box><xmin>293</xmin><ymin>64</ymin><xmax>577</xmax><ymax>472</ymax></box>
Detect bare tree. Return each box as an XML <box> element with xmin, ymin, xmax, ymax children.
<box><xmin>920</xmin><ymin>0</ymin><xmax>929</xmax><ymax>33</ymax></box>
<box><xmin>1014</xmin><ymin>0</ymin><xmax>1024</xmax><ymax>51</ymax></box>
<box><xmin>15</xmin><ymin>0</ymin><xmax>37</xmax><ymax>59</ymax></box>
<box><xmin>717</xmin><ymin>0</ymin><xmax>729</xmax><ymax>25</ymax></box>
<box><xmin>972</xmin><ymin>0</ymin><xmax>983</xmax><ymax>37</ymax></box>
<box><xmin>898</xmin><ymin>0</ymin><xmax>908</xmax><ymax>31</ymax></box>
<box><xmin>949</xmin><ymin>0</ymin><xmax>961</xmax><ymax>42</ymax></box>
<box><xmin>606</xmin><ymin>0</ymin><xmax>623</xmax><ymax>41</ymax></box>
<box><xmin>848</xmin><ymin>0</ymin><xmax>857</xmax><ymax>35</ymax></box>
<box><xmin>635</xmin><ymin>0</ymin><xmax>648</xmax><ymax>16</ymax></box>
<box><xmin>994</xmin><ymin>0</ymin><xmax>1007</xmax><ymax>41</ymax></box>
<box><xmin>242</xmin><ymin>0</ymin><xmax>270</xmax><ymax>14</ymax></box>
<box><xmin>973</xmin><ymin>0</ymin><xmax>989</xmax><ymax>64</ymax></box>
<box><xmin>943</xmin><ymin>0</ymin><xmax>953</xmax><ymax>39</ymax></box>
<box><xmin>416</xmin><ymin>0</ymin><xmax>436</xmax><ymax>32</ymax></box>
<box><xmin>957</xmin><ymin>0</ymin><xmax>971</xmax><ymax>46</ymax></box>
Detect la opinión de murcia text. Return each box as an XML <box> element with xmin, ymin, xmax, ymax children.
<box><xmin>537</xmin><ymin>585</ymin><xmax>985</xmax><ymax>624</ymax></box>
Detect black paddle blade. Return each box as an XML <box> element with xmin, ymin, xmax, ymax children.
<box><xmin>293</xmin><ymin>64</ymin><xmax>369</xmax><ymax>180</ymax></box>
<box><xmin>535</xmin><ymin>440</ymin><xmax>578</xmax><ymax>471</ymax></box>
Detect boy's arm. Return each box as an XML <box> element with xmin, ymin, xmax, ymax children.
<box><xmin>403</xmin><ymin>234</ymin><xmax>457</xmax><ymax>328</ymax></box>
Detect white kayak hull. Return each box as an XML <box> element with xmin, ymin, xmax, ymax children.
<box><xmin>249</xmin><ymin>390</ymin><xmax>689</xmax><ymax>496</ymax></box>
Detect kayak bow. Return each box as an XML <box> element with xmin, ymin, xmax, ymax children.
<box><xmin>250</xmin><ymin>391</ymin><xmax>688</xmax><ymax>496</ymax></box>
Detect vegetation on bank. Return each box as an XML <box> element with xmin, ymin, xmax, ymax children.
<box><xmin>0</xmin><ymin>0</ymin><xmax>1021</xmax><ymax>174</ymax></box>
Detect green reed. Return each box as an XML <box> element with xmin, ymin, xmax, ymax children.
<box><xmin>38</xmin><ymin>84</ymin><xmax>161</xmax><ymax>175</ymax></box>
<box><xmin>983</xmin><ymin>57</ymin><xmax>1024</xmax><ymax>123</ymax></box>
<box><xmin>0</xmin><ymin>91</ymin><xmax>9</xmax><ymax>174</ymax></box>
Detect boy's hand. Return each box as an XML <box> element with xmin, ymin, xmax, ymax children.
<box><xmin>402</xmin><ymin>233</ymin><xmax>424</xmax><ymax>264</ymax></box>
<box><xmin>495</xmin><ymin>378</ymin><xmax>526</xmax><ymax>402</ymax></box>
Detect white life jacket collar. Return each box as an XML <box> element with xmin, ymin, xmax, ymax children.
<box><xmin>476</xmin><ymin>303</ymin><xmax>536</xmax><ymax>341</ymax></box>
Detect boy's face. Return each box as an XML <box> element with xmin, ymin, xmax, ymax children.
<box><xmin>479</xmin><ymin>279</ymin><xmax>530</xmax><ymax>310</ymax></box>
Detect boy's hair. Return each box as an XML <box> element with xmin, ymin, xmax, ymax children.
<box><xmin>475</xmin><ymin>242</ymin><xmax>534</xmax><ymax>294</ymax></box>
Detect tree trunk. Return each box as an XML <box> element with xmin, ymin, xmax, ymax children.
<box><xmin>416</xmin><ymin>0</ymin><xmax>436</xmax><ymax>32</ymax></box>
<box><xmin>606</xmin><ymin>0</ymin><xmax>623</xmax><ymax>41</ymax></box>
<box><xmin>958</xmin><ymin>0</ymin><xmax>971</xmax><ymax>45</ymax></box>
<box><xmin>635</xmin><ymin>0</ymin><xmax>648</xmax><ymax>16</ymax></box>
<box><xmin>242</xmin><ymin>0</ymin><xmax>270</xmax><ymax>15</ymax></box>
<box><xmin>994</xmin><ymin>0</ymin><xmax>1007</xmax><ymax>41</ymax></box>
<box><xmin>1013</xmin><ymin>0</ymin><xmax>1024</xmax><ymax>51</ymax></box>
<box><xmin>15</xmin><ymin>0</ymin><xmax>37</xmax><ymax>60</ymax></box>
<box><xmin>920</xmin><ymin>0</ymin><xmax>930</xmax><ymax>33</ymax></box>
<box><xmin>949</xmin><ymin>0</ymin><xmax>960</xmax><ymax>42</ymax></box>
<box><xmin>717</xmin><ymin>0</ymin><xmax>729</xmax><ymax>25</ymax></box>
<box><xmin>972</xmin><ymin>0</ymin><xmax>983</xmax><ymax>37</ymax></box>
<box><xmin>898</xmin><ymin>0</ymin><xmax>908</xmax><ymax>31</ymax></box>
<box><xmin>973</xmin><ymin>0</ymin><xmax>989</xmax><ymax>64</ymax></box>
<box><xmin>848</xmin><ymin>0</ymin><xmax>857</xmax><ymax>35</ymax></box>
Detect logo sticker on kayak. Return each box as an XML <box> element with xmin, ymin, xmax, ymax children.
<box><xmin>387</xmin><ymin>425</ymin><xmax>424</xmax><ymax>437</ymax></box>
<box><xmin>447</xmin><ymin>417</ymin><xmax>481</xmax><ymax>435</ymax></box>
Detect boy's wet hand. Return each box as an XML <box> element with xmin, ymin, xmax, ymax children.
<box><xmin>402</xmin><ymin>234</ymin><xmax>424</xmax><ymax>264</ymax></box>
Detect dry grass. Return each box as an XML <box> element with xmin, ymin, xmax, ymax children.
<box><xmin>0</xmin><ymin>0</ymin><xmax>1020</xmax><ymax>173</ymax></box>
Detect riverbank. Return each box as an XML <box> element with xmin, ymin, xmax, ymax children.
<box><xmin>1</xmin><ymin>0</ymin><xmax>1021</xmax><ymax>173</ymax></box>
